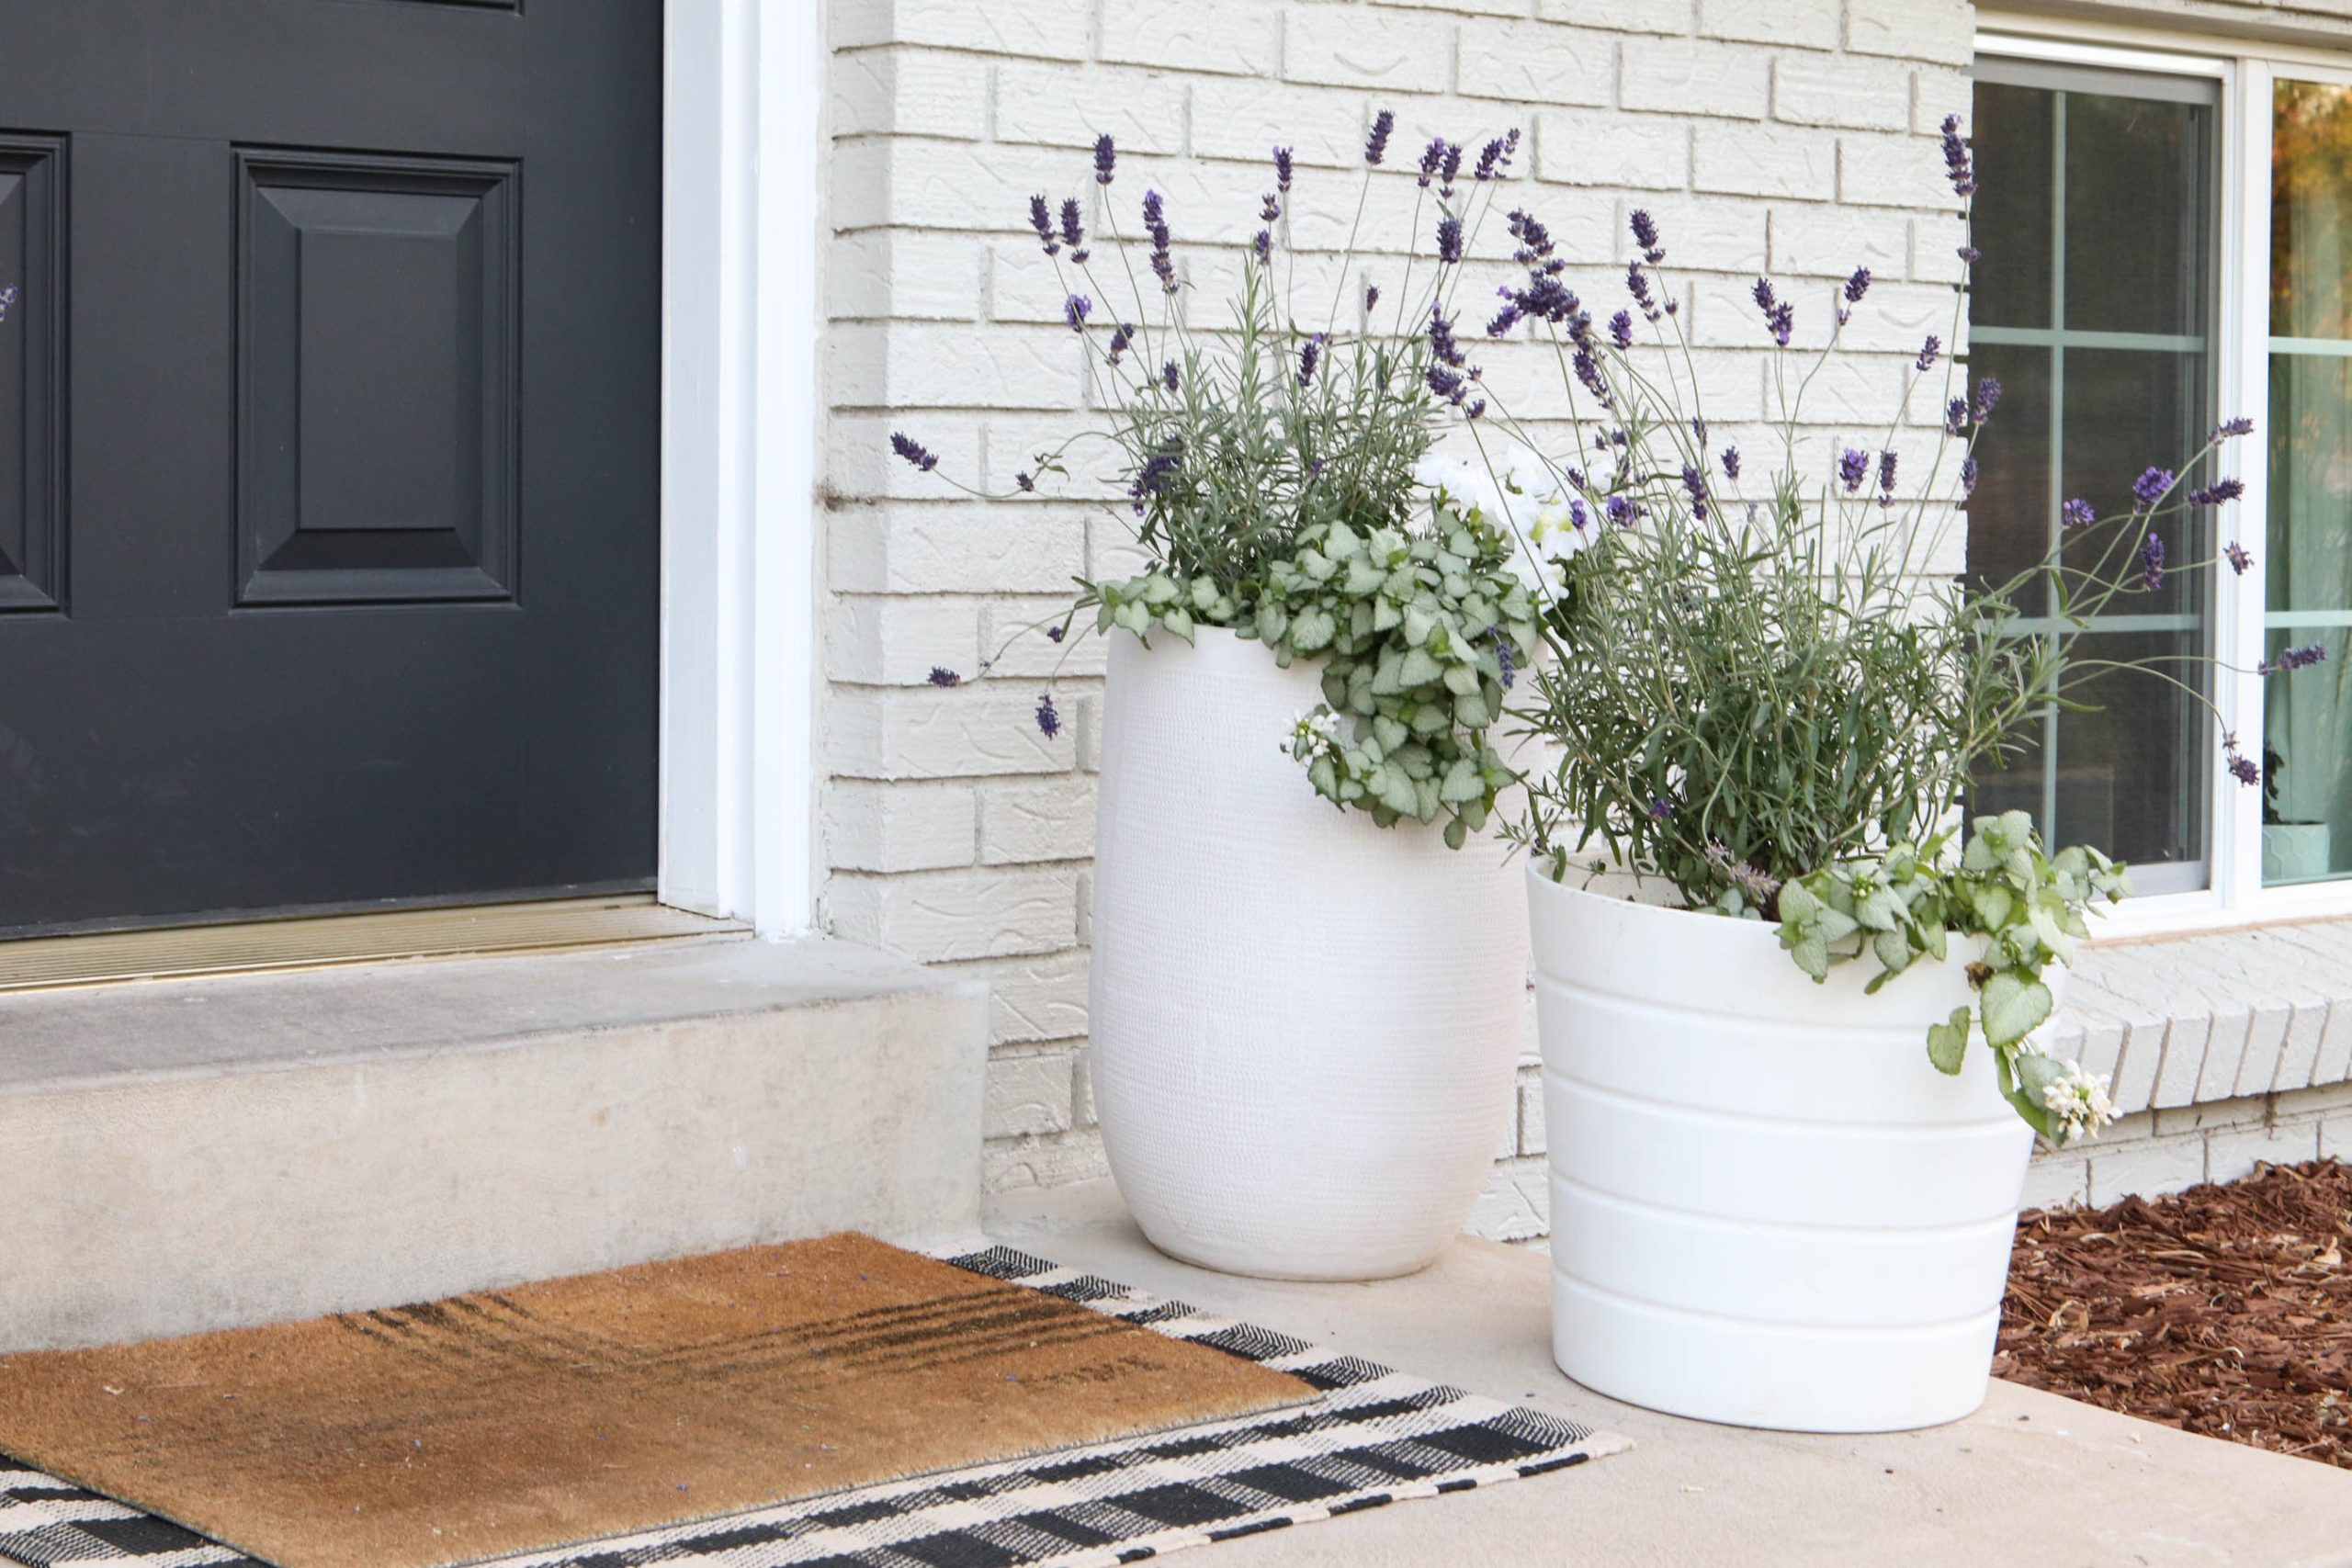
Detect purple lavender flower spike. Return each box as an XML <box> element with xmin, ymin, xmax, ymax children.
<box><xmin>1681</xmin><ymin>464</ymin><xmax>1708</xmax><ymax>520</ymax></box>
<box><xmin>1957</xmin><ymin>244</ymin><xmax>1982</xmax><ymax>265</ymax></box>
<box><xmin>1427</xmin><ymin>364</ymin><xmax>1465</xmax><ymax>402</ymax></box>
<box><xmin>1721</xmin><ymin>446</ymin><xmax>1740</xmax><ymax>481</ymax></box>
<box><xmin>1436</xmin><ymin>213</ymin><xmax>1464</xmax><ymax>265</ymax></box>
<box><xmin>1439</xmin><ymin>141</ymin><xmax>1464</xmax><ymax>197</ymax></box>
<box><xmin>1429</xmin><ymin>303</ymin><xmax>1466</xmax><ymax>368</ymax></box>
<box><xmin>1261</xmin><ymin>194</ymin><xmax>1281</xmax><ymax>224</ymax></box>
<box><xmin>1418</xmin><ymin>138</ymin><xmax>1447</xmax><ymax>188</ymax></box>
<box><xmin>1365</xmin><ymin>109</ymin><xmax>1395</xmax><ymax>166</ymax></box>
<box><xmin>1046</xmin><ymin>624</ymin><xmax>1066</xmax><ymax>643</ymax></box>
<box><xmin>1093</xmin><ymin>134</ymin><xmax>1115</xmax><ymax>186</ymax></box>
<box><xmin>1058</xmin><ymin>197</ymin><xmax>1086</xmax><ymax>261</ymax></box>
<box><xmin>1945</xmin><ymin>397</ymin><xmax>1969</xmax><ymax>436</ymax></box>
<box><xmin>1877</xmin><ymin>449</ymin><xmax>1897</xmax><ymax>502</ymax></box>
<box><xmin>1974</xmin><ymin>377</ymin><xmax>2002</xmax><ymax>422</ymax></box>
<box><xmin>2139</xmin><ymin>532</ymin><xmax>2166</xmax><ymax>592</ymax></box>
<box><xmin>1028</xmin><ymin>195</ymin><xmax>1058</xmax><ymax>256</ymax></box>
<box><xmin>1648</xmin><ymin>795</ymin><xmax>1675</xmax><ymax>821</ymax></box>
<box><xmin>2132</xmin><ymin>466</ymin><xmax>2172</xmax><ymax>511</ymax></box>
<box><xmin>1035</xmin><ymin>693</ymin><xmax>1062</xmax><ymax>739</ymax></box>
<box><xmin>2189</xmin><ymin>477</ymin><xmax>2245</xmax><ymax>506</ymax></box>
<box><xmin>1063</xmin><ymin>293</ymin><xmax>1091</xmax><ymax>333</ymax></box>
<box><xmin>1016</xmin><ymin>470</ymin><xmax>1035</xmax><ymax>492</ymax></box>
<box><xmin>1143</xmin><ymin>190</ymin><xmax>1176</xmax><ymax>295</ymax></box>
<box><xmin>1253</xmin><ymin>229</ymin><xmax>1272</xmax><ymax>264</ymax></box>
<box><xmin>1940</xmin><ymin>114</ymin><xmax>1975</xmax><ymax>198</ymax></box>
<box><xmin>1961</xmin><ymin>456</ymin><xmax>1979</xmax><ymax>496</ymax></box>
<box><xmin>1508</xmin><ymin>209</ymin><xmax>1556</xmax><ymax>265</ymax></box>
<box><xmin>1838</xmin><ymin>447</ymin><xmax>1869</xmax><ymax>492</ymax></box>
<box><xmin>1365</xmin><ymin>282</ymin><xmax>1381</xmax><ymax>313</ymax></box>
<box><xmin>2215</xmin><ymin>416</ymin><xmax>2256</xmax><ymax>438</ymax></box>
<box><xmin>1272</xmin><ymin>145</ymin><xmax>1294</xmax><ymax>192</ymax></box>
<box><xmin>1572</xmin><ymin>348</ymin><xmax>1611</xmax><ymax>409</ymax></box>
<box><xmin>1630</xmin><ymin>209</ymin><xmax>1665</xmax><ymax>264</ymax></box>
<box><xmin>1297</xmin><ymin>333</ymin><xmax>1323</xmax><ymax>387</ymax></box>
<box><xmin>1486</xmin><ymin>299</ymin><xmax>1522</xmax><ymax>337</ymax></box>
<box><xmin>890</xmin><ymin>432</ymin><xmax>939</xmax><ymax>471</ymax></box>
<box><xmin>1163</xmin><ymin>360</ymin><xmax>1181</xmax><ymax>392</ymax></box>
<box><xmin>1917</xmin><ymin>335</ymin><xmax>1941</xmax><ymax>372</ymax></box>
<box><xmin>1845</xmin><ymin>267</ymin><xmax>1871</xmax><ymax>304</ymax></box>
<box><xmin>1627</xmin><ymin>262</ymin><xmax>1657</xmax><ymax>321</ymax></box>
<box><xmin>1106</xmin><ymin>322</ymin><xmax>1135</xmax><ymax>364</ymax></box>
<box><xmin>1606</xmin><ymin>494</ymin><xmax>1636</xmax><ymax>527</ymax></box>
<box><xmin>2229</xmin><ymin>751</ymin><xmax>2262</xmax><ymax>787</ymax></box>
<box><xmin>1474</xmin><ymin>130</ymin><xmax>1520</xmax><ymax>182</ymax></box>
<box><xmin>2062</xmin><ymin>497</ymin><xmax>2096</xmax><ymax>530</ymax></box>
<box><xmin>1464</xmin><ymin>398</ymin><xmax>1487</xmax><ymax>420</ymax></box>
<box><xmin>927</xmin><ymin>667</ymin><xmax>961</xmax><ymax>687</ymax></box>
<box><xmin>0</xmin><ymin>285</ymin><xmax>18</xmax><ymax>321</ymax></box>
<box><xmin>2263</xmin><ymin>641</ymin><xmax>2329</xmax><ymax>675</ymax></box>
<box><xmin>1752</xmin><ymin>276</ymin><xmax>1776</xmax><ymax>313</ymax></box>
<box><xmin>2226</xmin><ymin>541</ymin><xmax>2254</xmax><ymax>575</ymax></box>
<box><xmin>1491</xmin><ymin>627</ymin><xmax>1517</xmax><ymax>688</ymax></box>
<box><xmin>1609</xmin><ymin>310</ymin><xmax>1634</xmax><ymax>349</ymax></box>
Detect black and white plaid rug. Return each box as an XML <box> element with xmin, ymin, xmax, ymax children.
<box><xmin>0</xmin><ymin>1246</ymin><xmax>1627</xmax><ymax>1568</ymax></box>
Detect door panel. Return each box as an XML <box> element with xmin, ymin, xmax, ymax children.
<box><xmin>0</xmin><ymin>2</ymin><xmax>662</xmax><ymax>933</ymax></box>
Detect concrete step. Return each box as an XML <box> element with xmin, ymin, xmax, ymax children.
<box><xmin>2</xmin><ymin>936</ymin><xmax>987</xmax><ymax>1351</ymax></box>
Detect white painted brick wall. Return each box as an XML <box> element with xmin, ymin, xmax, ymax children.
<box><xmin>821</xmin><ymin>0</ymin><xmax>2352</xmax><ymax>1239</ymax></box>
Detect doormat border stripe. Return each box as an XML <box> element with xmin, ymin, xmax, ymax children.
<box><xmin>0</xmin><ymin>1247</ymin><xmax>1630</xmax><ymax>1568</ymax></box>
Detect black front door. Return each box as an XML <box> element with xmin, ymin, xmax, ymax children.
<box><xmin>0</xmin><ymin>1</ymin><xmax>662</xmax><ymax>933</ymax></box>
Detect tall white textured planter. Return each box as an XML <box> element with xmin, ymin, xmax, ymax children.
<box><xmin>1090</xmin><ymin>626</ymin><xmax>1528</xmax><ymax>1280</ymax></box>
<box><xmin>1527</xmin><ymin>870</ymin><xmax>2051</xmax><ymax>1432</ymax></box>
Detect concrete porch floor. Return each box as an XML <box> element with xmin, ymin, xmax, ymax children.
<box><xmin>988</xmin><ymin>1180</ymin><xmax>2352</xmax><ymax>1568</ymax></box>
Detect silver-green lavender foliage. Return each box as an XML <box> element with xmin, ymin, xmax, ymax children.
<box><xmin>897</xmin><ymin>125</ymin><xmax>1541</xmax><ymax>841</ymax></box>
<box><xmin>1474</xmin><ymin>117</ymin><xmax>2278</xmax><ymax>1139</ymax></box>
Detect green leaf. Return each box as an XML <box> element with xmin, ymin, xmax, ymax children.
<box><xmin>1402</xmin><ymin>604</ymin><xmax>1435</xmax><ymax>647</ymax></box>
<box><xmin>1978</xmin><ymin>970</ymin><xmax>2053</xmax><ymax>1049</ymax></box>
<box><xmin>1397</xmin><ymin>648</ymin><xmax>1443</xmax><ymax>687</ymax></box>
<box><xmin>1439</xmin><ymin>757</ymin><xmax>1482</xmax><ymax>803</ymax></box>
<box><xmin>1925</xmin><ymin>1006</ymin><xmax>1971</xmax><ymax>1074</ymax></box>
<box><xmin>1290</xmin><ymin>607</ymin><xmax>1336</xmax><ymax>652</ymax></box>
<box><xmin>1778</xmin><ymin>881</ymin><xmax>1820</xmax><ymax>923</ymax></box>
<box><xmin>1443</xmin><ymin>814</ymin><xmax>1469</xmax><ymax>851</ymax></box>
<box><xmin>1786</xmin><ymin>931</ymin><xmax>1830</xmax><ymax>981</ymax></box>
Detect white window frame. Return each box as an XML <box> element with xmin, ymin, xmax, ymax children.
<box><xmin>657</xmin><ymin>0</ymin><xmax>824</xmax><ymax>938</ymax></box>
<box><xmin>1978</xmin><ymin>15</ymin><xmax>2352</xmax><ymax>940</ymax></box>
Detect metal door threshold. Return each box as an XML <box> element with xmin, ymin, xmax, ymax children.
<box><xmin>0</xmin><ymin>897</ymin><xmax>750</xmax><ymax>993</ymax></box>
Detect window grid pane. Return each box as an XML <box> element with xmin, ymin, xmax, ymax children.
<box><xmin>1969</xmin><ymin>67</ymin><xmax>2216</xmax><ymax>890</ymax></box>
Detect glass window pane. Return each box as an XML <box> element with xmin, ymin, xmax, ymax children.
<box><xmin>2266</xmin><ymin>86</ymin><xmax>2352</xmax><ymax>886</ymax></box>
<box><xmin>1973</xmin><ymin>82</ymin><xmax>2053</xmax><ymax>330</ymax></box>
<box><xmin>1968</xmin><ymin>68</ymin><xmax>2215</xmax><ymax>887</ymax></box>
<box><xmin>2272</xmin><ymin>79</ymin><xmax>2352</xmax><ymax>341</ymax></box>
<box><xmin>2063</xmin><ymin>93</ymin><xmax>2211</xmax><ymax>337</ymax></box>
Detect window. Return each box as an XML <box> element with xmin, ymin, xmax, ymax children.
<box><xmin>1973</xmin><ymin>24</ymin><xmax>2352</xmax><ymax>926</ymax></box>
<box><xmin>2266</xmin><ymin>79</ymin><xmax>2352</xmax><ymax>885</ymax></box>
<box><xmin>1969</xmin><ymin>60</ymin><xmax>2219</xmax><ymax>895</ymax></box>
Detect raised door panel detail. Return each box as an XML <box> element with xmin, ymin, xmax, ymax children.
<box><xmin>237</xmin><ymin>150</ymin><xmax>517</xmax><ymax>606</ymax></box>
<box><xmin>0</xmin><ymin>136</ymin><xmax>64</xmax><ymax>613</ymax></box>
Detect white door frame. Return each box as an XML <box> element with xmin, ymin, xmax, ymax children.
<box><xmin>658</xmin><ymin>0</ymin><xmax>823</xmax><ymax>937</ymax></box>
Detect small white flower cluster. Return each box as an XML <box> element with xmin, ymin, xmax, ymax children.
<box><xmin>2038</xmin><ymin>1056</ymin><xmax>2118</xmax><ymax>1143</ymax></box>
<box><xmin>1289</xmin><ymin>706</ymin><xmax>1344</xmax><ymax>759</ymax></box>
<box><xmin>1414</xmin><ymin>452</ymin><xmax>1588</xmax><ymax>593</ymax></box>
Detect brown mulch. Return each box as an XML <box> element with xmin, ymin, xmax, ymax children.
<box><xmin>1996</xmin><ymin>1157</ymin><xmax>2352</xmax><ymax>1468</ymax></box>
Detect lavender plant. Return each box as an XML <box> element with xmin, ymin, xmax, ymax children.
<box><xmin>891</xmin><ymin>123</ymin><xmax>1544</xmax><ymax>842</ymax></box>
<box><xmin>1465</xmin><ymin>116</ymin><xmax>2313</xmax><ymax>1145</ymax></box>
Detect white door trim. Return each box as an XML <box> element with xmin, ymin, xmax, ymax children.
<box><xmin>659</xmin><ymin>0</ymin><xmax>823</xmax><ymax>937</ymax></box>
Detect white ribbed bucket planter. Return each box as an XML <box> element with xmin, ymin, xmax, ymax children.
<box><xmin>1089</xmin><ymin>626</ymin><xmax>1528</xmax><ymax>1281</ymax></box>
<box><xmin>1527</xmin><ymin>869</ymin><xmax>2051</xmax><ymax>1432</ymax></box>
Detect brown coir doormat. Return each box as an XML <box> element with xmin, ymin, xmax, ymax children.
<box><xmin>1998</xmin><ymin>1158</ymin><xmax>2352</xmax><ymax>1468</ymax></box>
<box><xmin>0</xmin><ymin>1233</ymin><xmax>1313</xmax><ymax>1568</ymax></box>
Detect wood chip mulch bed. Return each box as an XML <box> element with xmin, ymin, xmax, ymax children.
<box><xmin>1996</xmin><ymin>1156</ymin><xmax>2351</xmax><ymax>1469</ymax></box>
